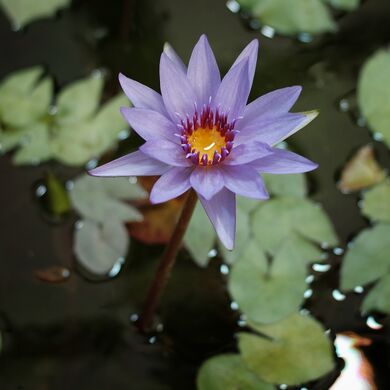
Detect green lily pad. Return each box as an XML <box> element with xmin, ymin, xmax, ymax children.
<box><xmin>0</xmin><ymin>67</ymin><xmax>51</xmax><ymax>127</ymax></box>
<box><xmin>323</xmin><ymin>0</ymin><xmax>360</xmax><ymax>11</ymax></box>
<box><xmin>56</xmin><ymin>75</ymin><xmax>104</xmax><ymax>125</ymax></box>
<box><xmin>74</xmin><ymin>219</ymin><xmax>129</xmax><ymax>275</ymax></box>
<box><xmin>239</xmin><ymin>313</ymin><xmax>335</xmax><ymax>385</ymax></box>
<box><xmin>228</xmin><ymin>238</ymin><xmax>308</xmax><ymax>324</ymax></box>
<box><xmin>361</xmin><ymin>273</ymin><xmax>390</xmax><ymax>315</ymax></box>
<box><xmin>197</xmin><ymin>354</ymin><xmax>274</xmax><ymax>390</ymax></box>
<box><xmin>238</xmin><ymin>0</ymin><xmax>336</xmax><ymax>36</ymax></box>
<box><xmin>52</xmin><ymin>92</ymin><xmax>129</xmax><ymax>166</ymax></box>
<box><xmin>252</xmin><ymin>197</ymin><xmax>338</xmax><ymax>256</ymax></box>
<box><xmin>340</xmin><ymin>224</ymin><xmax>390</xmax><ymax>291</ymax></box>
<box><xmin>69</xmin><ymin>174</ymin><xmax>145</xmax><ymax>224</ymax></box>
<box><xmin>358</xmin><ymin>49</ymin><xmax>390</xmax><ymax>149</ymax></box>
<box><xmin>263</xmin><ymin>173</ymin><xmax>306</xmax><ymax>198</ymax></box>
<box><xmin>0</xmin><ymin>0</ymin><xmax>70</xmax><ymax>28</ymax></box>
<box><xmin>12</xmin><ymin>122</ymin><xmax>51</xmax><ymax>165</ymax></box>
<box><xmin>185</xmin><ymin>203</ymin><xmax>216</xmax><ymax>267</ymax></box>
<box><xmin>362</xmin><ymin>179</ymin><xmax>390</xmax><ymax>223</ymax></box>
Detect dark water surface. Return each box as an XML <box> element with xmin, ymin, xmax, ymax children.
<box><xmin>1</xmin><ymin>0</ymin><xmax>390</xmax><ymax>389</ymax></box>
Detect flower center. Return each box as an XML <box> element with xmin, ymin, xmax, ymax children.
<box><xmin>179</xmin><ymin>106</ymin><xmax>237</xmax><ymax>166</ymax></box>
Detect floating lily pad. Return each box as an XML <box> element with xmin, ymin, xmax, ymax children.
<box><xmin>361</xmin><ymin>273</ymin><xmax>390</xmax><ymax>315</ymax></box>
<box><xmin>238</xmin><ymin>0</ymin><xmax>336</xmax><ymax>36</ymax></box>
<box><xmin>362</xmin><ymin>179</ymin><xmax>390</xmax><ymax>223</ymax></box>
<box><xmin>0</xmin><ymin>67</ymin><xmax>51</xmax><ymax>127</ymax></box>
<box><xmin>70</xmin><ymin>175</ymin><xmax>146</xmax><ymax>224</ymax></box>
<box><xmin>12</xmin><ymin>122</ymin><xmax>51</xmax><ymax>165</ymax></box>
<box><xmin>56</xmin><ymin>75</ymin><xmax>104</xmax><ymax>125</ymax></box>
<box><xmin>229</xmin><ymin>239</ymin><xmax>308</xmax><ymax>324</ymax></box>
<box><xmin>74</xmin><ymin>219</ymin><xmax>129</xmax><ymax>275</ymax></box>
<box><xmin>338</xmin><ymin>145</ymin><xmax>385</xmax><ymax>193</ymax></box>
<box><xmin>358</xmin><ymin>49</ymin><xmax>390</xmax><ymax>149</ymax></box>
<box><xmin>197</xmin><ymin>354</ymin><xmax>274</xmax><ymax>390</ymax></box>
<box><xmin>0</xmin><ymin>0</ymin><xmax>70</xmax><ymax>28</ymax></box>
<box><xmin>252</xmin><ymin>196</ymin><xmax>338</xmax><ymax>256</ymax></box>
<box><xmin>323</xmin><ymin>0</ymin><xmax>360</xmax><ymax>11</ymax></box>
<box><xmin>340</xmin><ymin>224</ymin><xmax>390</xmax><ymax>291</ymax></box>
<box><xmin>263</xmin><ymin>173</ymin><xmax>307</xmax><ymax>198</ymax></box>
<box><xmin>185</xmin><ymin>203</ymin><xmax>216</xmax><ymax>267</ymax></box>
<box><xmin>239</xmin><ymin>313</ymin><xmax>335</xmax><ymax>385</ymax></box>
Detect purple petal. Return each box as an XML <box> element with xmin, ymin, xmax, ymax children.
<box><xmin>199</xmin><ymin>189</ymin><xmax>236</xmax><ymax>250</ymax></box>
<box><xmin>237</xmin><ymin>86</ymin><xmax>302</xmax><ymax>130</ymax></box>
<box><xmin>163</xmin><ymin>42</ymin><xmax>187</xmax><ymax>74</ymax></box>
<box><xmin>224</xmin><ymin>141</ymin><xmax>272</xmax><ymax>165</ymax></box>
<box><xmin>160</xmin><ymin>53</ymin><xmax>196</xmax><ymax>121</ymax></box>
<box><xmin>121</xmin><ymin>107</ymin><xmax>176</xmax><ymax>141</ymax></box>
<box><xmin>150</xmin><ymin>167</ymin><xmax>193</xmax><ymax>204</ymax></box>
<box><xmin>190</xmin><ymin>167</ymin><xmax>224</xmax><ymax>200</ymax></box>
<box><xmin>235</xmin><ymin>113</ymin><xmax>311</xmax><ymax>147</ymax></box>
<box><xmin>222</xmin><ymin>165</ymin><xmax>269</xmax><ymax>199</ymax></box>
<box><xmin>119</xmin><ymin>73</ymin><xmax>167</xmax><ymax>116</ymax></box>
<box><xmin>251</xmin><ymin>147</ymin><xmax>318</xmax><ymax>174</ymax></box>
<box><xmin>214</xmin><ymin>59</ymin><xmax>250</xmax><ymax>122</ymax></box>
<box><xmin>89</xmin><ymin>150</ymin><xmax>169</xmax><ymax>177</ymax></box>
<box><xmin>140</xmin><ymin>139</ymin><xmax>191</xmax><ymax>167</ymax></box>
<box><xmin>231</xmin><ymin>39</ymin><xmax>259</xmax><ymax>88</ymax></box>
<box><xmin>187</xmin><ymin>34</ymin><xmax>221</xmax><ymax>107</ymax></box>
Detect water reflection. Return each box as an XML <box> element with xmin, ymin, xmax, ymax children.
<box><xmin>332</xmin><ymin>333</ymin><xmax>376</xmax><ymax>390</ymax></box>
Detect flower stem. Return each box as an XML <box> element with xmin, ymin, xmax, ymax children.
<box><xmin>137</xmin><ymin>189</ymin><xmax>198</xmax><ymax>333</ymax></box>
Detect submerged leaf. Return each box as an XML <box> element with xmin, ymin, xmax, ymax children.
<box><xmin>34</xmin><ymin>265</ymin><xmax>71</xmax><ymax>283</ymax></box>
<box><xmin>197</xmin><ymin>354</ymin><xmax>274</xmax><ymax>390</ymax></box>
<box><xmin>239</xmin><ymin>314</ymin><xmax>335</xmax><ymax>385</ymax></box>
<box><xmin>252</xmin><ymin>197</ymin><xmax>338</xmax><ymax>256</ymax></box>
<box><xmin>361</xmin><ymin>273</ymin><xmax>390</xmax><ymax>315</ymax></box>
<box><xmin>358</xmin><ymin>49</ymin><xmax>390</xmax><ymax>149</ymax></box>
<box><xmin>340</xmin><ymin>224</ymin><xmax>390</xmax><ymax>291</ymax></box>
<box><xmin>362</xmin><ymin>179</ymin><xmax>390</xmax><ymax>223</ymax></box>
<box><xmin>74</xmin><ymin>219</ymin><xmax>128</xmax><ymax>275</ymax></box>
<box><xmin>45</xmin><ymin>172</ymin><xmax>71</xmax><ymax>216</ymax></box>
<box><xmin>338</xmin><ymin>145</ymin><xmax>385</xmax><ymax>193</ymax></box>
<box><xmin>70</xmin><ymin>175</ymin><xmax>145</xmax><ymax>224</ymax></box>
<box><xmin>229</xmin><ymin>239</ymin><xmax>307</xmax><ymax>324</ymax></box>
<box><xmin>0</xmin><ymin>0</ymin><xmax>70</xmax><ymax>27</ymax></box>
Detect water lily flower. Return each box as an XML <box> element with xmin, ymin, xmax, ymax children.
<box><xmin>90</xmin><ymin>35</ymin><xmax>318</xmax><ymax>250</ymax></box>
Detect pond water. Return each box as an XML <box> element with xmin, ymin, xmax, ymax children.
<box><xmin>0</xmin><ymin>0</ymin><xmax>390</xmax><ymax>389</ymax></box>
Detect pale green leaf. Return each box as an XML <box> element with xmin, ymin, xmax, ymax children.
<box><xmin>239</xmin><ymin>313</ymin><xmax>335</xmax><ymax>385</ymax></box>
<box><xmin>74</xmin><ymin>219</ymin><xmax>128</xmax><ymax>275</ymax></box>
<box><xmin>358</xmin><ymin>49</ymin><xmax>390</xmax><ymax>149</ymax></box>
<box><xmin>252</xmin><ymin>197</ymin><xmax>338</xmax><ymax>255</ymax></box>
<box><xmin>185</xmin><ymin>203</ymin><xmax>216</xmax><ymax>267</ymax></box>
<box><xmin>361</xmin><ymin>273</ymin><xmax>390</xmax><ymax>315</ymax></box>
<box><xmin>12</xmin><ymin>122</ymin><xmax>52</xmax><ymax>164</ymax></box>
<box><xmin>0</xmin><ymin>0</ymin><xmax>70</xmax><ymax>27</ymax></box>
<box><xmin>362</xmin><ymin>179</ymin><xmax>390</xmax><ymax>223</ymax></box>
<box><xmin>0</xmin><ymin>69</ymin><xmax>51</xmax><ymax>127</ymax></box>
<box><xmin>340</xmin><ymin>224</ymin><xmax>390</xmax><ymax>291</ymax></box>
<box><xmin>263</xmin><ymin>173</ymin><xmax>307</xmax><ymax>197</ymax></box>
<box><xmin>237</xmin><ymin>195</ymin><xmax>263</xmax><ymax>214</ymax></box>
<box><xmin>239</xmin><ymin>0</ymin><xmax>336</xmax><ymax>36</ymax></box>
<box><xmin>323</xmin><ymin>0</ymin><xmax>360</xmax><ymax>11</ymax></box>
<box><xmin>229</xmin><ymin>239</ymin><xmax>307</xmax><ymax>324</ymax></box>
<box><xmin>0</xmin><ymin>126</ymin><xmax>34</xmax><ymax>153</ymax></box>
<box><xmin>69</xmin><ymin>175</ymin><xmax>144</xmax><ymax>224</ymax></box>
<box><xmin>197</xmin><ymin>354</ymin><xmax>274</xmax><ymax>390</ymax></box>
<box><xmin>46</xmin><ymin>172</ymin><xmax>71</xmax><ymax>216</ymax></box>
<box><xmin>56</xmin><ymin>75</ymin><xmax>104</xmax><ymax>125</ymax></box>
